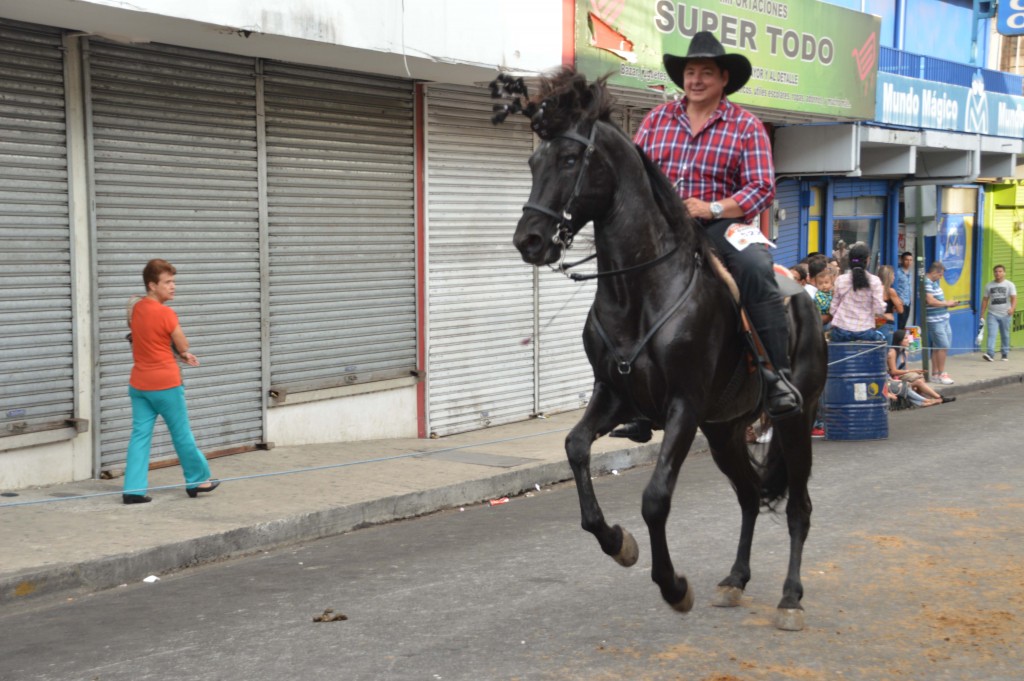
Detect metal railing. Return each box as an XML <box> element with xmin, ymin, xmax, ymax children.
<box><xmin>879</xmin><ymin>46</ymin><xmax>1023</xmax><ymax>96</ymax></box>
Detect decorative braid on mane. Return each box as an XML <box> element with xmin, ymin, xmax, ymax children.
<box><xmin>490</xmin><ymin>67</ymin><xmax>613</xmax><ymax>140</ymax></box>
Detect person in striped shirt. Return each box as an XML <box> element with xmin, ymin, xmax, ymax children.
<box><xmin>924</xmin><ymin>262</ymin><xmax>961</xmax><ymax>384</ymax></box>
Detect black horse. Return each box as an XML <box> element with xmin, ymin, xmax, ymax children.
<box><xmin>493</xmin><ymin>69</ymin><xmax>827</xmax><ymax>631</ymax></box>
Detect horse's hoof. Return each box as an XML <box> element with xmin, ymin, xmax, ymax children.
<box><xmin>712</xmin><ymin>585</ymin><xmax>744</xmax><ymax>608</ymax></box>
<box><xmin>669</xmin><ymin>580</ymin><xmax>695</xmax><ymax>613</ymax></box>
<box><xmin>613</xmin><ymin>528</ymin><xmax>638</xmax><ymax>567</ymax></box>
<box><xmin>774</xmin><ymin>608</ymin><xmax>805</xmax><ymax>631</ymax></box>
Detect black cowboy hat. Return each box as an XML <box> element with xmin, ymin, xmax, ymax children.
<box><xmin>663</xmin><ymin>31</ymin><xmax>752</xmax><ymax>96</ymax></box>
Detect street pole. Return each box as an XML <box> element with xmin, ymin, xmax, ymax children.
<box><xmin>905</xmin><ymin>186</ymin><xmax>930</xmax><ymax>374</ymax></box>
<box><xmin>917</xmin><ymin>233</ymin><xmax>929</xmax><ymax>376</ymax></box>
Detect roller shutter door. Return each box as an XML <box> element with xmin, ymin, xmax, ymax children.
<box><xmin>88</xmin><ymin>41</ymin><xmax>264</xmax><ymax>469</ymax></box>
<box><xmin>536</xmin><ymin>241</ymin><xmax>597</xmax><ymax>414</ymax></box>
<box><xmin>425</xmin><ymin>85</ymin><xmax>536</xmax><ymax>436</ymax></box>
<box><xmin>0</xmin><ymin>21</ymin><xmax>75</xmax><ymax>441</ymax></box>
<box><xmin>263</xmin><ymin>63</ymin><xmax>416</xmax><ymax>392</ymax></box>
<box><xmin>774</xmin><ymin>179</ymin><xmax>802</xmax><ymax>267</ymax></box>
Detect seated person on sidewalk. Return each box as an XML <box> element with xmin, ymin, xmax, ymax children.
<box><xmin>828</xmin><ymin>242</ymin><xmax>885</xmax><ymax>342</ymax></box>
<box><xmin>886</xmin><ymin>329</ymin><xmax>953</xmax><ymax>408</ymax></box>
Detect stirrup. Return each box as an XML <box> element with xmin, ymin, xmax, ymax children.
<box><xmin>763</xmin><ymin>369</ymin><xmax>803</xmax><ymax>420</ymax></box>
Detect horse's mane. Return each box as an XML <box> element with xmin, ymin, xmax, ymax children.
<box><xmin>529</xmin><ymin>67</ymin><xmax>614</xmax><ymax>139</ymax></box>
<box><xmin>636</xmin><ymin>144</ymin><xmax>715</xmax><ymax>260</ymax></box>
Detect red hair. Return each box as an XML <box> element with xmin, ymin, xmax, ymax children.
<box><xmin>142</xmin><ymin>259</ymin><xmax>176</xmax><ymax>289</ymax></box>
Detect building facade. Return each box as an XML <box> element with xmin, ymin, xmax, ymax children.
<box><xmin>774</xmin><ymin>0</ymin><xmax>1024</xmax><ymax>355</ymax></box>
<box><xmin>0</xmin><ymin>0</ymin><xmax>568</xmax><ymax>488</ymax></box>
<box><xmin>3</xmin><ymin>0</ymin><xmax>1022</xmax><ymax>490</ymax></box>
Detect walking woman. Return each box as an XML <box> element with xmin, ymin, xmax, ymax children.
<box><xmin>123</xmin><ymin>259</ymin><xmax>219</xmax><ymax>504</ymax></box>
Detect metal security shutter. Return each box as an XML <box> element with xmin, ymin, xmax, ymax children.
<box><xmin>0</xmin><ymin>21</ymin><xmax>74</xmax><ymax>439</ymax></box>
<box><xmin>88</xmin><ymin>41</ymin><xmax>263</xmax><ymax>469</ymax></box>
<box><xmin>990</xmin><ymin>209</ymin><xmax>1014</xmax><ymax>274</ymax></box>
<box><xmin>263</xmin><ymin>63</ymin><xmax>415</xmax><ymax>392</ymax></box>
<box><xmin>774</xmin><ymin>179</ymin><xmax>802</xmax><ymax>267</ymax></box>
<box><xmin>537</xmin><ymin>236</ymin><xmax>597</xmax><ymax>414</ymax></box>
<box><xmin>834</xmin><ymin>179</ymin><xmax>888</xmax><ymax>199</ymax></box>
<box><xmin>425</xmin><ymin>85</ymin><xmax>535</xmax><ymax>436</ymax></box>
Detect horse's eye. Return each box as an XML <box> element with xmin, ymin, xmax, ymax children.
<box><xmin>561</xmin><ymin>155</ymin><xmax>577</xmax><ymax>169</ymax></box>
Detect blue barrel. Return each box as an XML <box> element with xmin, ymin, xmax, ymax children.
<box><xmin>822</xmin><ymin>342</ymin><xmax>889</xmax><ymax>441</ymax></box>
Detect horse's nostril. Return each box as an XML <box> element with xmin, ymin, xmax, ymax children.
<box><xmin>516</xmin><ymin>232</ymin><xmax>544</xmax><ymax>258</ymax></box>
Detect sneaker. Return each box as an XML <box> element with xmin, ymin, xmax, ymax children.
<box><xmin>982</xmin><ymin>353</ymin><xmax>994</xmax><ymax>362</ymax></box>
<box><xmin>938</xmin><ymin>373</ymin><xmax>954</xmax><ymax>385</ymax></box>
<box><xmin>811</xmin><ymin>427</ymin><xmax>825</xmax><ymax>438</ymax></box>
<box><xmin>1001</xmin><ymin>356</ymin><xmax>1009</xmax><ymax>361</ymax></box>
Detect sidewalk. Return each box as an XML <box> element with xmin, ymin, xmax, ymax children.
<box><xmin>2</xmin><ymin>352</ymin><xmax>1021</xmax><ymax>607</ymax></box>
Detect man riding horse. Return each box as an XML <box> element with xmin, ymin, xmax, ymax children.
<box><xmin>612</xmin><ymin>32</ymin><xmax>801</xmax><ymax>443</ymax></box>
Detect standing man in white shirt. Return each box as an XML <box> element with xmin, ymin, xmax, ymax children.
<box><xmin>980</xmin><ymin>264</ymin><xmax>1017</xmax><ymax>362</ymax></box>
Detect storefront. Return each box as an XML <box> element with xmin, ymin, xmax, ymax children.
<box><xmin>1</xmin><ymin>18</ymin><xmax>421</xmax><ymax>479</ymax></box>
<box><xmin>0</xmin><ymin>22</ymin><xmax>82</xmax><ymax>452</ymax></box>
<box><xmin>981</xmin><ymin>181</ymin><xmax>1024</xmax><ymax>348</ymax></box>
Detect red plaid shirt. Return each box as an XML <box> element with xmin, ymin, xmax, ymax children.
<box><xmin>634</xmin><ymin>97</ymin><xmax>774</xmax><ymax>223</ymax></box>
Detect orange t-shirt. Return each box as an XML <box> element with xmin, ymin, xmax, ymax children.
<box><xmin>129</xmin><ymin>297</ymin><xmax>182</xmax><ymax>391</ymax></box>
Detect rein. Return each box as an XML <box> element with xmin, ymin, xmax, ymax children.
<box><xmin>523</xmin><ymin>122</ymin><xmax>681</xmax><ymax>282</ymax></box>
<box><xmin>589</xmin><ymin>251</ymin><xmax>704</xmax><ymax>375</ymax></box>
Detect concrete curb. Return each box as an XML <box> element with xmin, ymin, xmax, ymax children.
<box><xmin>2</xmin><ymin>440</ymin><xmax>668</xmax><ymax>606</ymax></box>
<box><xmin>935</xmin><ymin>371</ymin><xmax>1024</xmax><ymax>397</ymax></box>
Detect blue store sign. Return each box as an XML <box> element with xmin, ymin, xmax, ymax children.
<box><xmin>877</xmin><ymin>73</ymin><xmax>1024</xmax><ymax>137</ymax></box>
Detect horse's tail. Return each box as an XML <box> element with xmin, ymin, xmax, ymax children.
<box><xmin>759</xmin><ymin>430</ymin><xmax>788</xmax><ymax>511</ymax></box>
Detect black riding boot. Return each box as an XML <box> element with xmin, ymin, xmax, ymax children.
<box><xmin>609</xmin><ymin>418</ymin><xmax>653</xmax><ymax>443</ymax></box>
<box><xmin>747</xmin><ymin>299</ymin><xmax>803</xmax><ymax>420</ymax></box>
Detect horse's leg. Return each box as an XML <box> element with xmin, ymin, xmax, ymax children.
<box><xmin>641</xmin><ymin>403</ymin><xmax>699</xmax><ymax>611</ymax></box>
<box><xmin>565</xmin><ymin>381</ymin><xmax>638</xmax><ymax>566</ymax></box>
<box><xmin>701</xmin><ymin>420</ymin><xmax>762</xmax><ymax>608</ymax></box>
<box><xmin>772</xmin><ymin>415</ymin><xmax>814</xmax><ymax>631</ymax></box>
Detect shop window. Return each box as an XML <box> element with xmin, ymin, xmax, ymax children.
<box><xmin>833</xmin><ymin>197</ymin><xmax>886</xmax><ymax>270</ymax></box>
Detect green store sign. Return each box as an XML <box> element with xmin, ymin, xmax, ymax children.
<box><xmin>575</xmin><ymin>0</ymin><xmax>881</xmax><ymax>119</ymax></box>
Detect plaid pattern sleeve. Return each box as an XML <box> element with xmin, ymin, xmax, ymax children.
<box><xmin>634</xmin><ymin>98</ymin><xmax>775</xmax><ymax>223</ymax></box>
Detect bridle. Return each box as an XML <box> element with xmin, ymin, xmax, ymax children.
<box><xmin>521</xmin><ymin>124</ymin><xmax>598</xmax><ymax>261</ymax></box>
<box><xmin>521</xmin><ymin>121</ymin><xmax>680</xmax><ymax>282</ymax></box>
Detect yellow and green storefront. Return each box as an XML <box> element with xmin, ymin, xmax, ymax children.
<box><xmin>981</xmin><ymin>181</ymin><xmax>1024</xmax><ymax>349</ymax></box>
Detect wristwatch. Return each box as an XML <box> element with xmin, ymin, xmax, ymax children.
<box><xmin>709</xmin><ymin>201</ymin><xmax>724</xmax><ymax>219</ymax></box>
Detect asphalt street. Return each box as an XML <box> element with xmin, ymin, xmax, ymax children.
<box><xmin>2</xmin><ymin>384</ymin><xmax>1022</xmax><ymax>681</ymax></box>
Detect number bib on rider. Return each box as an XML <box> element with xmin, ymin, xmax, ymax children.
<box><xmin>724</xmin><ymin>222</ymin><xmax>776</xmax><ymax>251</ymax></box>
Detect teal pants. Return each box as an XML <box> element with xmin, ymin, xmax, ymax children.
<box><xmin>124</xmin><ymin>385</ymin><xmax>211</xmax><ymax>495</ymax></box>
